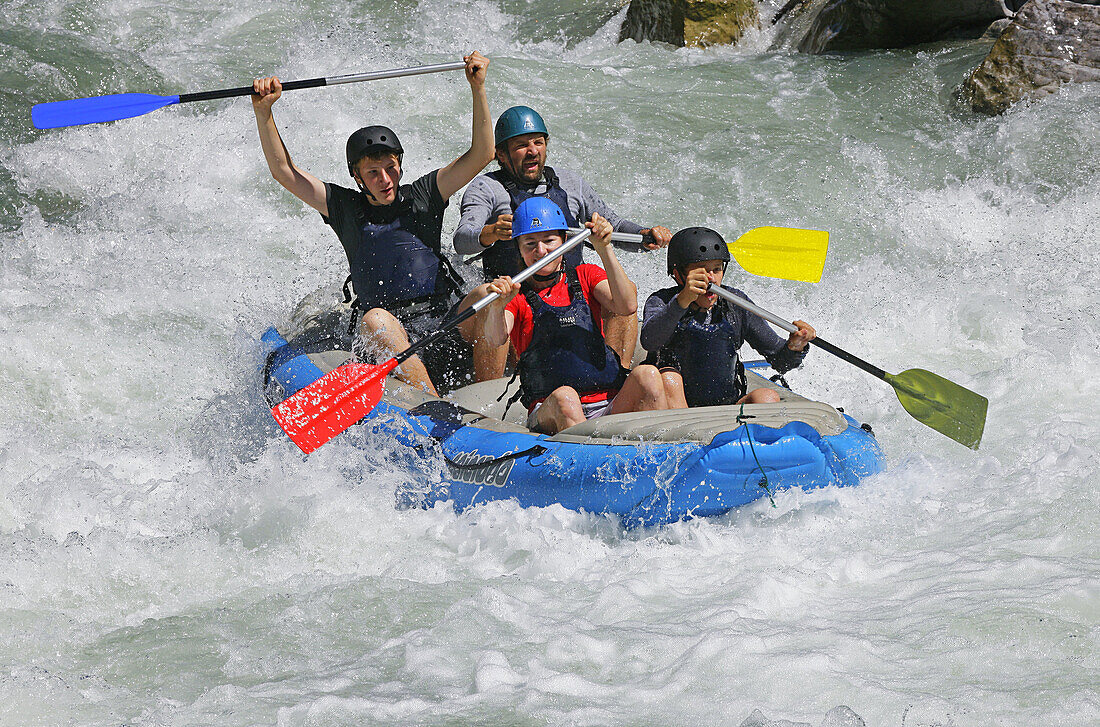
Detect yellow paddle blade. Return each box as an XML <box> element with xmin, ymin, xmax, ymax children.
<box><xmin>729</xmin><ymin>226</ymin><xmax>829</xmax><ymax>282</ymax></box>
<box><xmin>886</xmin><ymin>368</ymin><xmax>988</xmax><ymax>450</ymax></box>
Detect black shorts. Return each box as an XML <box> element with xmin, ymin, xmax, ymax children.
<box><xmin>396</xmin><ymin>303</ymin><xmax>474</xmax><ymax>395</ymax></box>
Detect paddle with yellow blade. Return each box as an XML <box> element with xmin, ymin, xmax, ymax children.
<box><xmin>465</xmin><ymin>226</ymin><xmax>829</xmax><ymax>283</ymax></box>
<box><xmin>708</xmin><ymin>285</ymin><xmax>987</xmax><ymax>449</ymax></box>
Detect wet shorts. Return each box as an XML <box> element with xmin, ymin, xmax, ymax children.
<box><xmin>356</xmin><ymin>299</ymin><xmax>475</xmax><ymax>395</ymax></box>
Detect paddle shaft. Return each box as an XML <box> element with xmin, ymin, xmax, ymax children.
<box><xmin>397</xmin><ymin>228</ymin><xmax>593</xmax><ymax>364</ymax></box>
<box><xmin>707</xmin><ymin>285</ymin><xmax>888</xmax><ymax>380</ymax></box>
<box><xmin>464</xmin><ymin>229</ymin><xmax>650</xmax><ymax>264</ymax></box>
<box><xmin>179</xmin><ymin>61</ymin><xmax>467</xmax><ymax>104</ymax></box>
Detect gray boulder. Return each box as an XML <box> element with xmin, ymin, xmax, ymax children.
<box><xmin>619</xmin><ymin>0</ymin><xmax>759</xmax><ymax>48</ymax></box>
<box><xmin>961</xmin><ymin>0</ymin><xmax>1100</xmax><ymax>114</ymax></box>
<box><xmin>795</xmin><ymin>0</ymin><xmax>1012</xmax><ymax>53</ymax></box>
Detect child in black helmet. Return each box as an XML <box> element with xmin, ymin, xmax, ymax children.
<box><xmin>640</xmin><ymin>227</ymin><xmax>816</xmax><ymax>408</ymax></box>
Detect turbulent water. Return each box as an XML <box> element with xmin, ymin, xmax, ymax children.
<box><xmin>2</xmin><ymin>1</ymin><xmax>1098</xmax><ymax>725</ymax></box>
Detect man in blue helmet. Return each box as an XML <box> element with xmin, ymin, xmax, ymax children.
<box><xmin>249</xmin><ymin>52</ymin><xmax>493</xmax><ymax>395</ymax></box>
<box><xmin>452</xmin><ymin>105</ymin><xmax>672</xmax><ymax>381</ymax></box>
<box><xmin>480</xmin><ymin>197</ymin><xmax>673</xmax><ymax>434</ymax></box>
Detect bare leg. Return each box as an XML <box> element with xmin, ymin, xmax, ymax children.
<box><xmin>359</xmin><ymin>308</ymin><xmax>438</xmax><ymax>396</ymax></box>
<box><xmin>456</xmin><ymin>283</ymin><xmax>510</xmax><ymax>382</ymax></box>
<box><xmin>737</xmin><ymin>388</ymin><xmax>781</xmax><ymax>404</ymax></box>
<box><xmin>535</xmin><ymin>386</ymin><xmax>586</xmax><ymax>434</ymax></box>
<box><xmin>602</xmin><ymin>312</ymin><xmax>638</xmax><ymax>366</ymax></box>
<box><xmin>661</xmin><ymin>369</ymin><xmax>688</xmax><ymax>409</ymax></box>
<box><xmin>607</xmin><ymin>364</ymin><xmax>668</xmax><ymax>415</ymax></box>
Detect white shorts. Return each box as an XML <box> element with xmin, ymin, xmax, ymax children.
<box><xmin>527</xmin><ymin>396</ymin><xmax>614</xmax><ymax>431</ymax></box>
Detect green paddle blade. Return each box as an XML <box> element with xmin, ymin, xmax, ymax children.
<box><xmin>885</xmin><ymin>368</ymin><xmax>988</xmax><ymax>449</ymax></box>
<box><xmin>729</xmin><ymin>226</ymin><xmax>828</xmax><ymax>283</ymax></box>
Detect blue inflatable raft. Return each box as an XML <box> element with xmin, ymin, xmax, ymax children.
<box><xmin>261</xmin><ymin>289</ymin><xmax>885</xmax><ymax>528</ymax></box>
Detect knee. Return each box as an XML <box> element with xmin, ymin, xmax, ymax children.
<box><xmin>630</xmin><ymin>364</ymin><xmax>664</xmax><ymax>393</ymax></box>
<box><xmin>753</xmin><ymin>388</ymin><xmax>781</xmax><ymax>404</ymax></box>
<box><xmin>360</xmin><ymin>307</ymin><xmax>399</xmax><ymax>333</ymax></box>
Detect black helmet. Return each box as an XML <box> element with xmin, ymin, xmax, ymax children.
<box><xmin>666</xmin><ymin>227</ymin><xmax>730</xmax><ymax>276</ymax></box>
<box><xmin>346</xmin><ymin>125</ymin><xmax>403</xmax><ymax>176</ymax></box>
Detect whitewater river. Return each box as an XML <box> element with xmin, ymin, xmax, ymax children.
<box><xmin>2</xmin><ymin>1</ymin><xmax>1097</xmax><ymax>725</ymax></box>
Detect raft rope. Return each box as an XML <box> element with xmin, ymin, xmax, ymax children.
<box><xmin>737</xmin><ymin>404</ymin><xmax>776</xmax><ymax>508</ymax></box>
<box><xmin>443</xmin><ymin>444</ymin><xmax>548</xmax><ymax>470</ymax></box>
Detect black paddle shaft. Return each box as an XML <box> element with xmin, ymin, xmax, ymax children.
<box><xmin>179</xmin><ymin>78</ymin><xmax>327</xmax><ymax>104</ymax></box>
<box><xmin>810</xmin><ymin>337</ymin><xmax>888</xmax><ymax>380</ymax></box>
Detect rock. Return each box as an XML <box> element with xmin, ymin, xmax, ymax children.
<box><xmin>981</xmin><ymin>17</ymin><xmax>1015</xmax><ymax>39</ymax></box>
<box><xmin>960</xmin><ymin>0</ymin><xmax>1100</xmax><ymax>114</ymax></box>
<box><xmin>796</xmin><ymin>0</ymin><xmax>1012</xmax><ymax>53</ymax></box>
<box><xmin>619</xmin><ymin>0</ymin><xmax>760</xmax><ymax>48</ymax></box>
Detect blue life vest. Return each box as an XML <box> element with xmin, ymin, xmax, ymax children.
<box><xmin>517</xmin><ymin>265</ymin><xmax>628</xmax><ymax>408</ymax></box>
<box><xmin>654</xmin><ymin>297</ymin><xmax>746</xmax><ymax>407</ymax></box>
<box><xmin>483</xmin><ymin>166</ymin><xmax>581</xmax><ymax>280</ymax></box>
<box><xmin>349</xmin><ymin>217</ymin><xmax>458</xmax><ymax>311</ymax></box>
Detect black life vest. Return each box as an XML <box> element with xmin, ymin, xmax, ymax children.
<box><xmin>517</xmin><ymin>265</ymin><xmax>627</xmax><ymax>409</ymax></box>
<box><xmin>654</xmin><ymin>296</ymin><xmax>746</xmax><ymax>407</ymax></box>
<box><xmin>482</xmin><ymin>166</ymin><xmax>581</xmax><ymax>280</ymax></box>
<box><xmin>348</xmin><ymin>212</ymin><xmax>463</xmax><ymax>313</ymax></box>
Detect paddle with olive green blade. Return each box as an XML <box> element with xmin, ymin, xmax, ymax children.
<box><xmin>708</xmin><ymin>285</ymin><xmax>987</xmax><ymax>449</ymax></box>
<box><xmin>31</xmin><ymin>60</ymin><xmax>467</xmax><ymax>129</ymax></box>
<box><xmin>464</xmin><ymin>226</ymin><xmax>828</xmax><ymax>283</ymax></box>
<box><xmin>273</xmin><ymin>227</ymin><xmax>594</xmax><ymax>453</ymax></box>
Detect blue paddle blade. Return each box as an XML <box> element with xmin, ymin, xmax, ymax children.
<box><xmin>32</xmin><ymin>93</ymin><xmax>181</xmax><ymax>129</ymax></box>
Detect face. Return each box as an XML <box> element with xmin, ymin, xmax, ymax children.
<box><xmin>353</xmin><ymin>154</ymin><xmax>401</xmax><ymax>205</ymax></box>
<box><xmin>496</xmin><ymin>133</ymin><xmax>547</xmax><ymax>184</ymax></box>
<box><xmin>516</xmin><ymin>230</ymin><xmax>565</xmax><ymax>280</ymax></box>
<box><xmin>675</xmin><ymin>259</ymin><xmax>727</xmax><ymax>309</ymax></box>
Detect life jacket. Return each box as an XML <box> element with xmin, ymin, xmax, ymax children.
<box><xmin>654</xmin><ymin>296</ymin><xmax>746</xmax><ymax>407</ymax></box>
<box><xmin>347</xmin><ymin>210</ymin><xmax>463</xmax><ymax>313</ymax></box>
<box><xmin>517</xmin><ymin>265</ymin><xmax>628</xmax><ymax>409</ymax></box>
<box><xmin>483</xmin><ymin>166</ymin><xmax>581</xmax><ymax>280</ymax></box>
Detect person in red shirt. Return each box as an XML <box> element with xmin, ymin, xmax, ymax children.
<box><xmin>481</xmin><ymin>198</ymin><xmax>672</xmax><ymax>434</ymax></box>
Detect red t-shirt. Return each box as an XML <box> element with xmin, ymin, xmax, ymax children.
<box><xmin>505</xmin><ymin>264</ymin><xmax>614</xmax><ymax>406</ymax></box>
<box><xmin>506</xmin><ymin>264</ymin><xmax>607</xmax><ymax>354</ymax></box>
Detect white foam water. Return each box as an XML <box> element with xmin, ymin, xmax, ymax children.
<box><xmin>1</xmin><ymin>1</ymin><xmax>1097</xmax><ymax>725</ymax></box>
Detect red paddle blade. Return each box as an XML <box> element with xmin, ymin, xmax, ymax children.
<box><xmin>271</xmin><ymin>359</ymin><xmax>398</xmax><ymax>453</ymax></box>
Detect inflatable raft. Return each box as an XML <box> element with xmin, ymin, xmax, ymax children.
<box><xmin>260</xmin><ymin>287</ymin><xmax>885</xmax><ymax>527</ymax></box>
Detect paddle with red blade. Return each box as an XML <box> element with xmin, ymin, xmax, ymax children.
<box><xmin>272</xmin><ymin>227</ymin><xmax>594</xmax><ymax>453</ymax></box>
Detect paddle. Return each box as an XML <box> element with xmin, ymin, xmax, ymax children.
<box><xmin>272</xmin><ymin>227</ymin><xmax>594</xmax><ymax>453</ymax></box>
<box><xmin>31</xmin><ymin>60</ymin><xmax>467</xmax><ymax>130</ymax></box>
<box><xmin>466</xmin><ymin>226</ymin><xmax>828</xmax><ymax>283</ymax></box>
<box><xmin>708</xmin><ymin>285</ymin><xmax>988</xmax><ymax>449</ymax></box>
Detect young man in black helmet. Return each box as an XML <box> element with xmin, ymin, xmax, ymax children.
<box><xmin>250</xmin><ymin>52</ymin><xmax>493</xmax><ymax>395</ymax></box>
<box><xmin>641</xmin><ymin>227</ymin><xmax>816</xmax><ymax>408</ymax></box>
<box><xmin>452</xmin><ymin>105</ymin><xmax>673</xmax><ymax>381</ymax></box>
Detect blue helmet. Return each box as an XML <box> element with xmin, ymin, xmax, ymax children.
<box><xmin>495</xmin><ymin>105</ymin><xmax>549</xmax><ymax>147</ymax></box>
<box><xmin>512</xmin><ymin>197</ymin><xmax>568</xmax><ymax>239</ymax></box>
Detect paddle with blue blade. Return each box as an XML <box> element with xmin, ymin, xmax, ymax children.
<box><xmin>31</xmin><ymin>61</ymin><xmax>467</xmax><ymax>129</ymax></box>
<box><xmin>464</xmin><ymin>226</ymin><xmax>829</xmax><ymax>283</ymax></box>
<box><xmin>273</xmin><ymin>227</ymin><xmax>595</xmax><ymax>454</ymax></box>
<box><xmin>708</xmin><ymin>285</ymin><xmax>988</xmax><ymax>449</ymax></box>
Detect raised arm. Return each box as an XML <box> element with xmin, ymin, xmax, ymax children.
<box><xmin>435</xmin><ymin>52</ymin><xmax>494</xmax><ymax>201</ymax></box>
<box><xmin>587</xmin><ymin>213</ymin><xmax>638</xmax><ymax>317</ymax></box>
<box><xmin>251</xmin><ymin>76</ymin><xmax>328</xmax><ymax>216</ymax></box>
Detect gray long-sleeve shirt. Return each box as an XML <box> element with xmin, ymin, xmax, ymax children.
<box><xmin>452</xmin><ymin>166</ymin><xmax>646</xmax><ymax>256</ymax></box>
<box><xmin>641</xmin><ymin>285</ymin><xmax>807</xmax><ymax>374</ymax></box>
